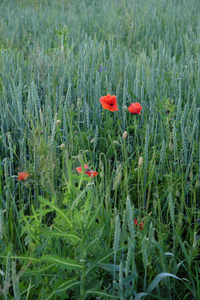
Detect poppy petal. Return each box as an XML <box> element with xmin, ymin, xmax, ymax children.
<box><xmin>128</xmin><ymin>103</ymin><xmax>142</xmax><ymax>114</ymax></box>
<box><xmin>100</xmin><ymin>94</ymin><xmax>118</xmax><ymax>112</ymax></box>
<box><xmin>76</xmin><ymin>164</ymin><xmax>98</xmax><ymax>177</ymax></box>
<box><xmin>76</xmin><ymin>164</ymin><xmax>89</xmax><ymax>174</ymax></box>
<box><xmin>18</xmin><ymin>172</ymin><xmax>29</xmax><ymax>181</ymax></box>
<box><xmin>85</xmin><ymin>170</ymin><xmax>98</xmax><ymax>177</ymax></box>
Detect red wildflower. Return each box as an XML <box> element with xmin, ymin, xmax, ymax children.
<box><xmin>128</xmin><ymin>102</ymin><xmax>142</xmax><ymax>115</ymax></box>
<box><xmin>134</xmin><ymin>219</ymin><xmax>144</xmax><ymax>230</ymax></box>
<box><xmin>100</xmin><ymin>94</ymin><xmax>118</xmax><ymax>112</ymax></box>
<box><xmin>139</xmin><ymin>222</ymin><xmax>144</xmax><ymax>230</ymax></box>
<box><xmin>17</xmin><ymin>172</ymin><xmax>29</xmax><ymax>181</ymax></box>
<box><xmin>76</xmin><ymin>164</ymin><xmax>98</xmax><ymax>177</ymax></box>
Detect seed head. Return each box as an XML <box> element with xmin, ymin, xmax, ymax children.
<box><xmin>113</xmin><ymin>140</ymin><xmax>120</xmax><ymax>146</ymax></box>
<box><xmin>60</xmin><ymin>143</ymin><xmax>65</xmax><ymax>150</ymax></box>
<box><xmin>138</xmin><ymin>156</ymin><xmax>143</xmax><ymax>167</ymax></box>
<box><xmin>123</xmin><ymin>131</ymin><xmax>128</xmax><ymax>140</ymax></box>
<box><xmin>123</xmin><ymin>105</ymin><xmax>128</xmax><ymax>112</ymax></box>
<box><xmin>57</xmin><ymin>120</ymin><xmax>61</xmax><ymax>126</ymax></box>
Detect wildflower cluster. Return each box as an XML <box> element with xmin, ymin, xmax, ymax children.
<box><xmin>99</xmin><ymin>93</ymin><xmax>142</xmax><ymax>114</ymax></box>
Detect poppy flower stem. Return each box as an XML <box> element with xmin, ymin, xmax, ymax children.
<box><xmin>145</xmin><ymin>150</ymin><xmax>156</xmax><ymax>214</ymax></box>
<box><xmin>134</xmin><ymin>117</ymin><xmax>138</xmax><ymax>144</ymax></box>
<box><xmin>101</xmin><ymin>109</ymin><xmax>109</xmax><ymax>133</ymax></box>
<box><xmin>123</xmin><ymin>139</ymin><xmax>129</xmax><ymax>196</ymax></box>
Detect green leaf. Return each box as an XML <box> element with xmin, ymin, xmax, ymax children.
<box><xmin>86</xmin><ymin>199</ymin><xmax>103</xmax><ymax>234</ymax></box>
<box><xmin>146</xmin><ymin>273</ymin><xmax>182</xmax><ymax>293</ymax></box>
<box><xmin>42</xmin><ymin>255</ymin><xmax>83</xmax><ymax>270</ymax></box>
<box><xmin>56</xmin><ymin>279</ymin><xmax>81</xmax><ymax>293</ymax></box>
<box><xmin>71</xmin><ymin>183</ymin><xmax>94</xmax><ymax>210</ymax></box>
<box><xmin>23</xmin><ymin>264</ymin><xmax>56</xmax><ymax>276</ymax></box>
<box><xmin>135</xmin><ymin>273</ymin><xmax>182</xmax><ymax>300</ymax></box>
<box><xmin>86</xmin><ymin>246</ymin><xmax>128</xmax><ymax>276</ymax></box>
<box><xmin>88</xmin><ymin>262</ymin><xmax>121</xmax><ymax>272</ymax></box>
<box><xmin>135</xmin><ymin>292</ymin><xmax>148</xmax><ymax>300</ymax></box>
<box><xmin>11</xmin><ymin>284</ymin><xmax>37</xmax><ymax>300</ymax></box>
<box><xmin>46</xmin><ymin>278</ymin><xmax>81</xmax><ymax>300</ymax></box>
<box><xmin>41</xmin><ymin>231</ymin><xmax>81</xmax><ymax>243</ymax></box>
<box><xmin>0</xmin><ymin>255</ymin><xmax>41</xmax><ymax>263</ymax></box>
<box><xmin>38</xmin><ymin>196</ymin><xmax>72</xmax><ymax>228</ymax></box>
<box><xmin>85</xmin><ymin>290</ymin><xmax>119</xmax><ymax>298</ymax></box>
<box><xmin>175</xmin><ymin>232</ymin><xmax>190</xmax><ymax>264</ymax></box>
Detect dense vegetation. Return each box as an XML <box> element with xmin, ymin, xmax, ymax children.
<box><xmin>0</xmin><ymin>0</ymin><xmax>200</xmax><ymax>299</ymax></box>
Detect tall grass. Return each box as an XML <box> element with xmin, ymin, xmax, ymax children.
<box><xmin>0</xmin><ymin>0</ymin><xmax>200</xmax><ymax>298</ymax></box>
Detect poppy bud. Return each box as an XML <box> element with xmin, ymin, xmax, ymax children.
<box><xmin>60</xmin><ymin>143</ymin><xmax>65</xmax><ymax>150</ymax></box>
<box><xmin>90</xmin><ymin>138</ymin><xmax>95</xmax><ymax>143</ymax></box>
<box><xmin>123</xmin><ymin>131</ymin><xmax>128</xmax><ymax>140</ymax></box>
<box><xmin>138</xmin><ymin>156</ymin><xmax>143</xmax><ymax>167</ymax></box>
<box><xmin>113</xmin><ymin>140</ymin><xmax>120</xmax><ymax>146</ymax></box>
<box><xmin>57</xmin><ymin>120</ymin><xmax>61</xmax><ymax>126</ymax></box>
<box><xmin>124</xmin><ymin>105</ymin><xmax>128</xmax><ymax>112</ymax></box>
<box><xmin>195</xmin><ymin>61</ymin><xmax>197</xmax><ymax>64</ymax></box>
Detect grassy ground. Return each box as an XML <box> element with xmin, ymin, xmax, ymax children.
<box><xmin>0</xmin><ymin>0</ymin><xmax>200</xmax><ymax>299</ymax></box>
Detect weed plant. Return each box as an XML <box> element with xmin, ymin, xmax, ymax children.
<box><xmin>0</xmin><ymin>0</ymin><xmax>200</xmax><ymax>299</ymax></box>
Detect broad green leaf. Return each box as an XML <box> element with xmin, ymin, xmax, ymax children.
<box><xmin>46</xmin><ymin>278</ymin><xmax>81</xmax><ymax>300</ymax></box>
<box><xmin>38</xmin><ymin>196</ymin><xmax>72</xmax><ymax>228</ymax></box>
<box><xmin>42</xmin><ymin>255</ymin><xmax>83</xmax><ymax>270</ymax></box>
<box><xmin>135</xmin><ymin>273</ymin><xmax>182</xmax><ymax>300</ymax></box>
<box><xmin>146</xmin><ymin>273</ymin><xmax>181</xmax><ymax>293</ymax></box>
<box><xmin>41</xmin><ymin>231</ymin><xmax>81</xmax><ymax>243</ymax></box>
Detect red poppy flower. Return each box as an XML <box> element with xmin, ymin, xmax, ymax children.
<box><xmin>128</xmin><ymin>102</ymin><xmax>142</xmax><ymax>115</ymax></box>
<box><xmin>76</xmin><ymin>164</ymin><xmax>98</xmax><ymax>177</ymax></box>
<box><xmin>134</xmin><ymin>219</ymin><xmax>144</xmax><ymax>230</ymax></box>
<box><xmin>100</xmin><ymin>94</ymin><xmax>118</xmax><ymax>112</ymax></box>
<box><xmin>17</xmin><ymin>172</ymin><xmax>29</xmax><ymax>181</ymax></box>
<box><xmin>139</xmin><ymin>222</ymin><xmax>144</xmax><ymax>230</ymax></box>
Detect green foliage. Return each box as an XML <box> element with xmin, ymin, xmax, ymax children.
<box><xmin>0</xmin><ymin>0</ymin><xmax>200</xmax><ymax>298</ymax></box>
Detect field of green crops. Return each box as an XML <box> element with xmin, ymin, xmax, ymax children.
<box><xmin>0</xmin><ymin>0</ymin><xmax>200</xmax><ymax>299</ymax></box>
